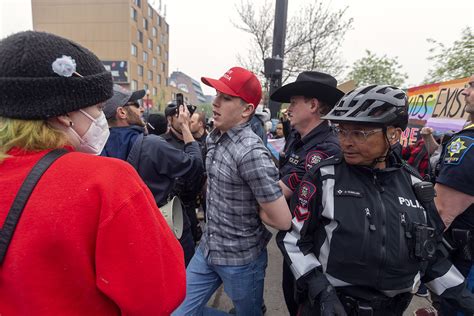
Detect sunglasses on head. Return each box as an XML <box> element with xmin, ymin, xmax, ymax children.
<box><xmin>125</xmin><ymin>101</ymin><xmax>141</xmax><ymax>108</ymax></box>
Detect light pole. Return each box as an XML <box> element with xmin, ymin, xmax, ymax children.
<box><xmin>145</xmin><ymin>89</ymin><xmax>150</xmax><ymax>123</ymax></box>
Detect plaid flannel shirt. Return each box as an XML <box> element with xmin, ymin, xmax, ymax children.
<box><xmin>200</xmin><ymin>122</ymin><xmax>282</xmax><ymax>265</ymax></box>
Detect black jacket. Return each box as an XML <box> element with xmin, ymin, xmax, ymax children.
<box><xmin>277</xmin><ymin>153</ymin><xmax>468</xmax><ymax>299</ymax></box>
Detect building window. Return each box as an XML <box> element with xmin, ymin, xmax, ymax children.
<box><xmin>131</xmin><ymin>44</ymin><xmax>137</xmax><ymax>56</ymax></box>
<box><xmin>144</xmin><ymin>83</ymin><xmax>149</xmax><ymax>91</ymax></box>
<box><xmin>159</xmin><ymin>34</ymin><xmax>164</xmax><ymax>44</ymax></box>
<box><xmin>157</xmin><ymin>74</ymin><xmax>161</xmax><ymax>84</ymax></box>
<box><xmin>152</xmin><ymin>57</ymin><xmax>157</xmax><ymax>67</ymax></box>
<box><xmin>161</xmin><ymin>62</ymin><xmax>165</xmax><ymax>72</ymax></box>
<box><xmin>138</xmin><ymin>65</ymin><xmax>143</xmax><ymax>77</ymax></box>
<box><xmin>143</xmin><ymin>51</ymin><xmax>148</xmax><ymax>62</ymax></box>
<box><xmin>157</xmin><ymin>15</ymin><xmax>161</xmax><ymax>26</ymax></box>
<box><xmin>166</xmin><ymin>24</ymin><xmax>169</xmax><ymax>34</ymax></box>
<box><xmin>153</xmin><ymin>87</ymin><xmax>157</xmax><ymax>96</ymax></box>
<box><xmin>147</xmin><ymin>38</ymin><xmax>153</xmax><ymax>50</ymax></box>
<box><xmin>152</xmin><ymin>27</ymin><xmax>157</xmax><ymax>37</ymax></box>
<box><xmin>132</xmin><ymin>80</ymin><xmax>138</xmax><ymax>90</ymax></box>
<box><xmin>165</xmin><ymin>52</ymin><xmax>168</xmax><ymax>61</ymax></box>
<box><xmin>134</xmin><ymin>0</ymin><xmax>141</xmax><ymax>8</ymax></box>
<box><xmin>130</xmin><ymin>7</ymin><xmax>137</xmax><ymax>21</ymax></box>
<box><xmin>143</xmin><ymin>18</ymin><xmax>148</xmax><ymax>30</ymax></box>
<box><xmin>148</xmin><ymin>4</ymin><xmax>153</xmax><ymax>18</ymax></box>
<box><xmin>148</xmin><ymin>70</ymin><xmax>153</xmax><ymax>81</ymax></box>
<box><xmin>137</xmin><ymin>30</ymin><xmax>143</xmax><ymax>43</ymax></box>
<box><xmin>156</xmin><ymin>45</ymin><xmax>161</xmax><ymax>56</ymax></box>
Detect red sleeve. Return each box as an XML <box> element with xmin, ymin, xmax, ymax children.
<box><xmin>95</xmin><ymin>173</ymin><xmax>185</xmax><ymax>315</ymax></box>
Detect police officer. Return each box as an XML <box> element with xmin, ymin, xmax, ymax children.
<box><xmin>270</xmin><ymin>71</ymin><xmax>343</xmax><ymax>315</ymax></box>
<box><xmin>435</xmin><ymin>75</ymin><xmax>474</xmax><ymax>315</ymax></box>
<box><xmin>164</xmin><ymin>102</ymin><xmax>205</xmax><ymax>243</ymax></box>
<box><xmin>277</xmin><ymin>84</ymin><xmax>474</xmax><ymax>315</ymax></box>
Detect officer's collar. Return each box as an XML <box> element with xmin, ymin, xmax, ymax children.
<box><xmin>349</xmin><ymin>151</ymin><xmax>403</xmax><ymax>174</ymax></box>
<box><xmin>294</xmin><ymin>121</ymin><xmax>332</xmax><ymax>145</ymax></box>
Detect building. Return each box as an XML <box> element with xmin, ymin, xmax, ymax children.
<box><xmin>169</xmin><ymin>71</ymin><xmax>207</xmax><ymax>105</ymax></box>
<box><xmin>31</xmin><ymin>0</ymin><xmax>169</xmax><ymax>110</ymax></box>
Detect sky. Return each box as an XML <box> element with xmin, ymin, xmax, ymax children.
<box><xmin>1</xmin><ymin>0</ymin><xmax>473</xmax><ymax>95</ymax></box>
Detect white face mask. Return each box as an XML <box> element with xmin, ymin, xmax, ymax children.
<box><xmin>69</xmin><ymin>110</ymin><xmax>110</xmax><ymax>155</ymax></box>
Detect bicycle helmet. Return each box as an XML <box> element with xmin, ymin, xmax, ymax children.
<box><xmin>322</xmin><ymin>85</ymin><xmax>408</xmax><ymax>130</ymax></box>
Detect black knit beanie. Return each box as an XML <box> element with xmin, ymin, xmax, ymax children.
<box><xmin>0</xmin><ymin>31</ymin><xmax>113</xmax><ymax>119</ymax></box>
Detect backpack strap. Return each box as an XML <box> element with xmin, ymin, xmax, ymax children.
<box><xmin>127</xmin><ymin>133</ymin><xmax>144</xmax><ymax>170</ymax></box>
<box><xmin>0</xmin><ymin>148</ymin><xmax>69</xmax><ymax>264</ymax></box>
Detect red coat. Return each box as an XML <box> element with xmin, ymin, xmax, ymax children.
<box><xmin>0</xmin><ymin>148</ymin><xmax>185</xmax><ymax>315</ymax></box>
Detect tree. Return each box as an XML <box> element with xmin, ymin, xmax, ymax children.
<box><xmin>347</xmin><ymin>50</ymin><xmax>408</xmax><ymax>87</ymax></box>
<box><xmin>234</xmin><ymin>0</ymin><xmax>353</xmax><ymax>83</ymax></box>
<box><xmin>424</xmin><ymin>26</ymin><xmax>474</xmax><ymax>83</ymax></box>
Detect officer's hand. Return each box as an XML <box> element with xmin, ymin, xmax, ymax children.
<box><xmin>319</xmin><ymin>285</ymin><xmax>347</xmax><ymax>316</ymax></box>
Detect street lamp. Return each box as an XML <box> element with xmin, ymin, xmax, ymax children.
<box><xmin>145</xmin><ymin>89</ymin><xmax>150</xmax><ymax>123</ymax></box>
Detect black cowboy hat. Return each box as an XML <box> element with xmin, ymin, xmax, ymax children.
<box><xmin>270</xmin><ymin>71</ymin><xmax>344</xmax><ymax>107</ymax></box>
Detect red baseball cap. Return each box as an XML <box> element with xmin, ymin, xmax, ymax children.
<box><xmin>201</xmin><ymin>67</ymin><xmax>262</xmax><ymax>108</ymax></box>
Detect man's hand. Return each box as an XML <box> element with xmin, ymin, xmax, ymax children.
<box><xmin>176</xmin><ymin>105</ymin><xmax>196</xmax><ymax>144</ymax></box>
<box><xmin>420</xmin><ymin>126</ymin><xmax>434</xmax><ymax>135</ymax></box>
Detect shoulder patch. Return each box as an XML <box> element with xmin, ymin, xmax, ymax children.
<box><xmin>295</xmin><ymin>181</ymin><xmax>317</xmax><ymax>221</ymax></box>
<box><xmin>443</xmin><ymin>136</ymin><xmax>473</xmax><ymax>165</ymax></box>
<box><xmin>305</xmin><ymin>150</ymin><xmax>329</xmax><ymax>171</ymax></box>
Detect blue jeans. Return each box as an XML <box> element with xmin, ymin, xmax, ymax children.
<box><xmin>172</xmin><ymin>247</ymin><xmax>268</xmax><ymax>316</ymax></box>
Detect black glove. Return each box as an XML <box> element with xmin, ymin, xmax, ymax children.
<box><xmin>298</xmin><ymin>270</ymin><xmax>347</xmax><ymax>316</ymax></box>
<box><xmin>318</xmin><ymin>284</ymin><xmax>347</xmax><ymax>316</ymax></box>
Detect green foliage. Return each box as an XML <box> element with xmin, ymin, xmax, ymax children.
<box><xmin>196</xmin><ymin>103</ymin><xmax>213</xmax><ymax>118</ymax></box>
<box><xmin>424</xmin><ymin>26</ymin><xmax>474</xmax><ymax>83</ymax></box>
<box><xmin>347</xmin><ymin>50</ymin><xmax>408</xmax><ymax>87</ymax></box>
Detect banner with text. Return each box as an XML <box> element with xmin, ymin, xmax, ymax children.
<box><xmin>402</xmin><ymin>77</ymin><xmax>469</xmax><ymax>147</ymax></box>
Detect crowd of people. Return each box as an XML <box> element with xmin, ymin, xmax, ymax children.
<box><xmin>0</xmin><ymin>30</ymin><xmax>473</xmax><ymax>316</ymax></box>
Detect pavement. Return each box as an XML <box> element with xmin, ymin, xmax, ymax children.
<box><xmin>206</xmin><ymin>227</ymin><xmax>434</xmax><ymax>315</ymax></box>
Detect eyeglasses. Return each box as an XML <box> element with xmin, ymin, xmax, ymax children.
<box><xmin>125</xmin><ymin>102</ymin><xmax>141</xmax><ymax>108</ymax></box>
<box><xmin>334</xmin><ymin>126</ymin><xmax>383</xmax><ymax>143</ymax></box>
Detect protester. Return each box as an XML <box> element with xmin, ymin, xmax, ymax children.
<box><xmin>101</xmin><ymin>84</ymin><xmax>203</xmax><ymax>266</ymax></box>
<box><xmin>173</xmin><ymin>67</ymin><xmax>292</xmax><ymax>316</ymax></box>
<box><xmin>434</xmin><ymin>75</ymin><xmax>474</xmax><ymax>315</ymax></box>
<box><xmin>277</xmin><ymin>84</ymin><xmax>474</xmax><ymax>315</ymax></box>
<box><xmin>0</xmin><ymin>31</ymin><xmax>185</xmax><ymax>315</ymax></box>
<box><xmin>270</xmin><ymin>71</ymin><xmax>343</xmax><ymax>315</ymax></box>
<box><xmin>147</xmin><ymin>112</ymin><xmax>168</xmax><ymax>135</ymax></box>
<box><xmin>275</xmin><ymin>122</ymin><xmax>285</xmax><ymax>139</ymax></box>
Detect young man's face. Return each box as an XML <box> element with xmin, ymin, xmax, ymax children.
<box><xmin>189</xmin><ymin>113</ymin><xmax>202</xmax><ymax>134</ymax></box>
<box><xmin>212</xmin><ymin>91</ymin><xmax>252</xmax><ymax>133</ymax></box>
<box><xmin>287</xmin><ymin>96</ymin><xmax>315</xmax><ymax>132</ymax></box>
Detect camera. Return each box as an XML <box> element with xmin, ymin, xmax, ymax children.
<box><xmin>415</xmin><ymin>225</ymin><xmax>436</xmax><ymax>260</ymax></box>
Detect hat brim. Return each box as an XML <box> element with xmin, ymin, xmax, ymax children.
<box><xmin>129</xmin><ymin>89</ymin><xmax>146</xmax><ymax>102</ymax></box>
<box><xmin>201</xmin><ymin>77</ymin><xmax>239</xmax><ymax>97</ymax></box>
<box><xmin>270</xmin><ymin>81</ymin><xmax>344</xmax><ymax>107</ymax></box>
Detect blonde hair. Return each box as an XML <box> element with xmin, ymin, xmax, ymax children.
<box><xmin>0</xmin><ymin>117</ymin><xmax>69</xmax><ymax>162</ymax></box>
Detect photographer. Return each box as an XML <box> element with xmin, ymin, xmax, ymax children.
<box><xmin>277</xmin><ymin>84</ymin><xmax>474</xmax><ymax>315</ymax></box>
<box><xmin>164</xmin><ymin>101</ymin><xmax>205</xmax><ymax>243</ymax></box>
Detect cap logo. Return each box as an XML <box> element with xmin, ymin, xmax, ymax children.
<box><xmin>222</xmin><ymin>69</ymin><xmax>233</xmax><ymax>81</ymax></box>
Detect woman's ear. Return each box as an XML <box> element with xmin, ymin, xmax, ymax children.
<box><xmin>55</xmin><ymin>114</ymin><xmax>72</xmax><ymax>128</ymax></box>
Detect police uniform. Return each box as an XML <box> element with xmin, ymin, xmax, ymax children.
<box><xmin>280</xmin><ymin>121</ymin><xmax>341</xmax><ymax>190</ymax></box>
<box><xmin>277</xmin><ymin>153</ymin><xmax>471</xmax><ymax>315</ymax></box>
<box><xmin>279</xmin><ymin>120</ymin><xmax>341</xmax><ymax>315</ymax></box>
<box><xmin>436</xmin><ymin>123</ymin><xmax>474</xmax><ymax>314</ymax></box>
